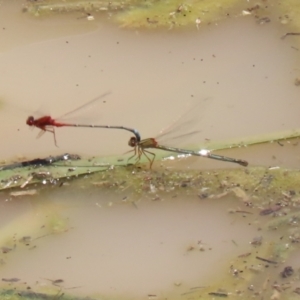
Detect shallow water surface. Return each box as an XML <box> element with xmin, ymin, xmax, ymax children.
<box><xmin>0</xmin><ymin>188</ymin><xmax>268</xmax><ymax>298</ymax></box>
<box><xmin>0</xmin><ymin>1</ymin><xmax>300</xmax><ymax>299</ymax></box>
<box><xmin>0</xmin><ymin>1</ymin><xmax>299</xmax><ymax>163</ymax></box>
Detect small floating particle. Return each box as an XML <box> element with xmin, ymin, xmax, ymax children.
<box><xmin>211</xmin><ymin>191</ymin><xmax>229</xmax><ymax>199</ymax></box>
<box><xmin>176</xmin><ymin>4</ymin><xmax>184</xmax><ymax>12</ymax></box>
<box><xmin>250</xmin><ymin>236</ymin><xmax>263</xmax><ymax>246</ymax></box>
<box><xmin>208</xmin><ymin>292</ymin><xmax>228</xmax><ymax>297</ymax></box>
<box><xmin>246</xmin><ymin>5</ymin><xmax>260</xmax><ymax>12</ymax></box>
<box><xmin>256</xmin><ymin>17</ymin><xmax>271</xmax><ymax>24</ymax></box>
<box><xmin>87</xmin><ymin>15</ymin><xmax>95</xmax><ymax>21</ymax></box>
<box><xmin>31</xmin><ymin>171</ymin><xmax>52</xmax><ymax>179</ymax></box>
<box><xmin>92</xmin><ymin>181</ymin><xmax>111</xmax><ymax>187</ymax></box>
<box><xmin>10</xmin><ymin>189</ymin><xmax>37</xmax><ymax>197</ymax></box>
<box><xmin>270</xmin><ymin>289</ymin><xmax>280</xmax><ymax>300</ymax></box>
<box><xmin>195</xmin><ymin>18</ymin><xmax>201</xmax><ymax>29</ymax></box>
<box><xmin>2</xmin><ymin>278</ymin><xmax>20</xmax><ymax>282</ymax></box>
<box><xmin>295</xmin><ymin>78</ymin><xmax>300</xmax><ymax>86</ymax></box>
<box><xmin>1</xmin><ymin>247</ymin><xmax>13</xmax><ymax>254</ymax></box>
<box><xmin>281</xmin><ymin>32</ymin><xmax>300</xmax><ymax>40</ymax></box>
<box><xmin>187</xmin><ymin>245</ymin><xmax>195</xmax><ymax>252</ymax></box>
<box><xmin>294</xmin><ymin>287</ymin><xmax>300</xmax><ymax>294</ymax></box>
<box><xmin>231</xmin><ymin>187</ymin><xmax>248</xmax><ymax>201</ymax></box>
<box><xmin>52</xmin><ymin>279</ymin><xmax>64</xmax><ymax>285</ymax></box>
<box><xmin>238</xmin><ymin>252</ymin><xmax>251</xmax><ymax>258</ymax></box>
<box><xmin>19</xmin><ymin>236</ymin><xmax>32</xmax><ymax>244</ymax></box>
<box><xmin>242</xmin><ymin>10</ymin><xmax>251</xmax><ymax>16</ymax></box>
<box><xmin>146</xmin><ymin>18</ymin><xmax>158</xmax><ymax>24</ymax></box>
<box><xmin>249</xmin><ymin>264</ymin><xmax>264</xmax><ymax>273</ymax></box>
<box><xmin>268</xmin><ymin>166</ymin><xmax>280</xmax><ymax>170</ymax></box>
<box><xmin>20</xmin><ymin>176</ymin><xmax>33</xmax><ymax>188</ymax></box>
<box><xmin>235</xmin><ymin>210</ymin><xmax>253</xmax><ymax>214</ymax></box>
<box><xmin>260</xmin><ymin>205</ymin><xmax>282</xmax><ymax>216</ymax></box>
<box><xmin>41</xmin><ymin>278</ymin><xmax>64</xmax><ymax>286</ymax></box>
<box><xmin>280</xmin><ymin>266</ymin><xmax>294</xmax><ymax>278</ymax></box>
<box><xmin>256</xmin><ymin>256</ymin><xmax>277</xmax><ymax>264</ymax></box>
<box><xmin>198</xmin><ymin>193</ymin><xmax>209</xmax><ymax>199</ymax></box>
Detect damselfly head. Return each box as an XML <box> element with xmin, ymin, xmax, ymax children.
<box><xmin>128</xmin><ymin>137</ymin><xmax>138</xmax><ymax>147</ymax></box>
<box><xmin>26</xmin><ymin>116</ymin><xmax>35</xmax><ymax>126</ymax></box>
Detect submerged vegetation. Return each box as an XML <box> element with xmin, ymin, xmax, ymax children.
<box><xmin>23</xmin><ymin>0</ymin><xmax>300</xmax><ymax>31</ymax></box>
<box><xmin>1</xmin><ymin>129</ymin><xmax>300</xmax><ymax>191</ymax></box>
<box><xmin>1</xmin><ymin>141</ymin><xmax>300</xmax><ymax>299</ymax></box>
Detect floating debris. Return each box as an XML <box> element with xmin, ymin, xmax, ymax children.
<box><xmin>295</xmin><ymin>77</ymin><xmax>300</xmax><ymax>86</ymax></box>
<box><xmin>42</xmin><ymin>278</ymin><xmax>64</xmax><ymax>286</ymax></box>
<box><xmin>208</xmin><ymin>291</ymin><xmax>228</xmax><ymax>297</ymax></box>
<box><xmin>10</xmin><ymin>189</ymin><xmax>37</xmax><ymax>197</ymax></box>
<box><xmin>0</xmin><ymin>153</ymin><xmax>80</xmax><ymax>171</ymax></box>
<box><xmin>1</xmin><ymin>278</ymin><xmax>20</xmax><ymax>283</ymax></box>
<box><xmin>260</xmin><ymin>205</ymin><xmax>282</xmax><ymax>216</ymax></box>
<box><xmin>281</xmin><ymin>32</ymin><xmax>300</xmax><ymax>40</ymax></box>
<box><xmin>280</xmin><ymin>266</ymin><xmax>294</xmax><ymax>278</ymax></box>
<box><xmin>19</xmin><ymin>236</ymin><xmax>32</xmax><ymax>244</ymax></box>
<box><xmin>256</xmin><ymin>256</ymin><xmax>278</xmax><ymax>264</ymax></box>
<box><xmin>1</xmin><ymin>246</ymin><xmax>13</xmax><ymax>254</ymax></box>
<box><xmin>250</xmin><ymin>236</ymin><xmax>263</xmax><ymax>246</ymax></box>
<box><xmin>256</xmin><ymin>17</ymin><xmax>271</xmax><ymax>25</ymax></box>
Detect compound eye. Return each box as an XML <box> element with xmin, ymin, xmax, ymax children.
<box><xmin>128</xmin><ymin>137</ymin><xmax>137</xmax><ymax>147</ymax></box>
<box><xmin>26</xmin><ymin>116</ymin><xmax>34</xmax><ymax>126</ymax></box>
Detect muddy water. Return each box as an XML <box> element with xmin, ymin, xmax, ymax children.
<box><xmin>0</xmin><ymin>189</ymin><xmax>265</xmax><ymax>298</ymax></box>
<box><xmin>0</xmin><ymin>2</ymin><xmax>299</xmax><ymax>162</ymax></box>
<box><xmin>0</xmin><ymin>1</ymin><xmax>300</xmax><ymax>299</ymax></box>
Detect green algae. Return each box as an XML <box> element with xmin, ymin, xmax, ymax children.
<box><xmin>47</xmin><ymin>214</ymin><xmax>69</xmax><ymax>233</ymax></box>
<box><xmin>2</xmin><ymin>160</ymin><xmax>297</xmax><ymax>209</ymax></box>
<box><xmin>180</xmin><ymin>242</ymin><xmax>296</xmax><ymax>300</ymax></box>
<box><xmin>80</xmin><ymin>165</ymin><xmax>295</xmax><ymax>200</ymax></box>
<box><xmin>24</xmin><ymin>0</ymin><xmax>138</xmax><ymax>16</ymax></box>
<box><xmin>23</xmin><ymin>0</ymin><xmax>300</xmax><ymax>31</ymax></box>
<box><xmin>267</xmin><ymin>211</ymin><xmax>300</xmax><ymax>231</ymax></box>
<box><xmin>276</xmin><ymin>0</ymin><xmax>300</xmax><ymax>31</ymax></box>
<box><xmin>1</xmin><ymin>240</ymin><xmax>298</xmax><ymax>299</ymax></box>
<box><xmin>115</xmin><ymin>0</ymin><xmax>242</xmax><ymax>29</ymax></box>
<box><xmin>21</xmin><ymin>0</ymin><xmax>263</xmax><ymax>29</ymax></box>
<box><xmin>1</xmin><ymin>165</ymin><xmax>300</xmax><ymax>300</ymax></box>
<box><xmin>1</xmin><ymin>128</ymin><xmax>300</xmax><ymax>191</ymax></box>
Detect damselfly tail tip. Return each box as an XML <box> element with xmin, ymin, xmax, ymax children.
<box><xmin>238</xmin><ymin>160</ymin><xmax>248</xmax><ymax>167</ymax></box>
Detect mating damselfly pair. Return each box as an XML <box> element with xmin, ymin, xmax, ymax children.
<box><xmin>26</xmin><ymin>92</ymin><xmax>248</xmax><ymax>168</ymax></box>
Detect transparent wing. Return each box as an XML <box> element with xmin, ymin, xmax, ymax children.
<box><xmin>56</xmin><ymin>92</ymin><xmax>111</xmax><ymax>122</ymax></box>
<box><xmin>156</xmin><ymin>97</ymin><xmax>212</xmax><ymax>147</ymax></box>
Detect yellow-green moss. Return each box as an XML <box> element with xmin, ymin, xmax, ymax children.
<box><xmin>277</xmin><ymin>0</ymin><xmax>300</xmax><ymax>31</ymax></box>
<box><xmin>23</xmin><ymin>0</ymin><xmax>300</xmax><ymax>31</ymax></box>
<box><xmin>115</xmin><ymin>0</ymin><xmax>241</xmax><ymax>29</ymax></box>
